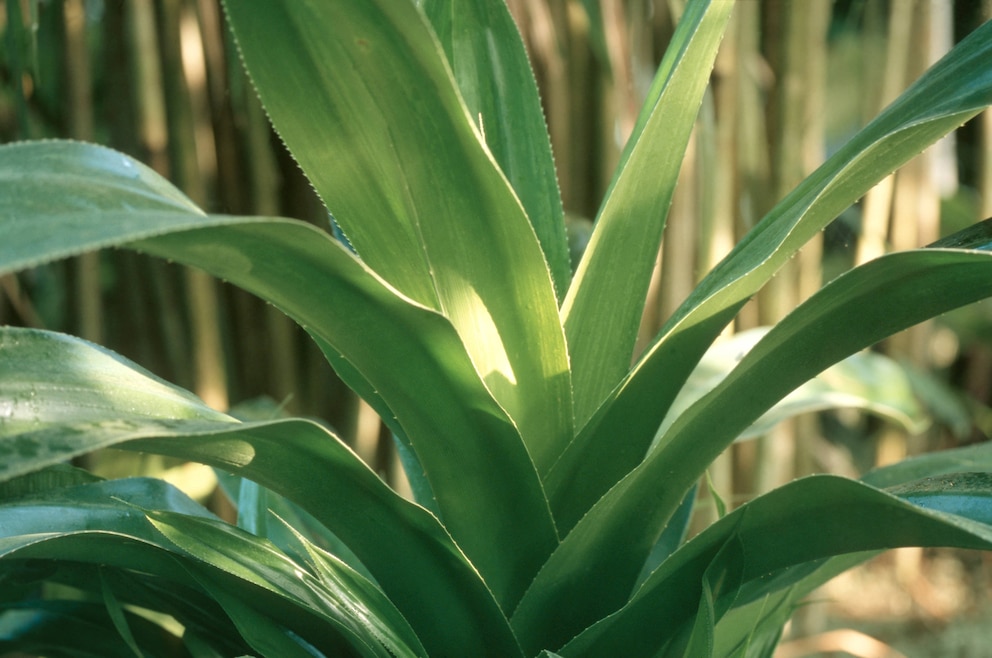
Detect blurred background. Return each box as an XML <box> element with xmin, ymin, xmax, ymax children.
<box><xmin>1</xmin><ymin>0</ymin><xmax>991</xmax><ymax>654</ymax></box>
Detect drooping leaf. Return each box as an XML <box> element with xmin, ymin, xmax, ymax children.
<box><xmin>863</xmin><ymin>441</ymin><xmax>992</xmax><ymax>489</ymax></box>
<box><xmin>0</xmin><ymin>478</ymin><xmax>417</xmax><ymax>657</ymax></box>
<box><xmin>517</xmin><ymin>247</ymin><xmax>992</xmax><ymax>652</ymax></box>
<box><xmin>559</xmin><ymin>475</ymin><xmax>992</xmax><ymax>656</ymax></box>
<box><xmin>0</xmin><ymin>324</ymin><xmax>232</xmax><ymax>437</ymax></box>
<box><xmin>713</xmin><ymin>441</ymin><xmax>992</xmax><ymax>658</ymax></box>
<box><xmin>0</xmin><ymin>328</ymin><xmax>520</xmax><ymax>656</ymax></box>
<box><xmin>0</xmin><ymin>141</ymin><xmax>557</xmax><ymax>613</ymax></box>
<box><xmin>655</xmin><ymin>327</ymin><xmax>930</xmax><ymax>443</ymax></box>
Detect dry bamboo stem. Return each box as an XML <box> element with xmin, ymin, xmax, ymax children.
<box><xmin>63</xmin><ymin>0</ymin><xmax>103</xmax><ymax>345</ymax></box>
<box><xmin>157</xmin><ymin>0</ymin><xmax>228</xmax><ymax>411</ymax></box>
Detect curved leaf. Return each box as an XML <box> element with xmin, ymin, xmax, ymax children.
<box><xmin>655</xmin><ymin>327</ymin><xmax>930</xmax><ymax>443</ymax></box>
<box><xmin>0</xmin><ymin>600</ymin><xmax>189</xmax><ymax>658</ymax></box>
<box><xmin>0</xmin><ymin>326</ymin><xmax>231</xmax><ymax>436</ymax></box>
<box><xmin>222</xmin><ymin>0</ymin><xmax>574</xmax><ymax>472</ymax></box>
<box><xmin>0</xmin><ymin>329</ymin><xmax>520</xmax><ymax>656</ymax></box>
<box><xmin>0</xmin><ymin>478</ymin><xmax>418</xmax><ymax>657</ymax></box>
<box><xmin>0</xmin><ymin>141</ymin><xmax>557</xmax><ymax>612</ymax></box>
<box><xmin>712</xmin><ymin>440</ymin><xmax>992</xmax><ymax>658</ymax></box>
<box><xmin>550</xmin><ymin>16</ymin><xmax>992</xmax><ymax>522</ymax></box>
<box><xmin>422</xmin><ymin>0</ymin><xmax>569</xmax><ymax>297</ymax></box>
<box><xmin>863</xmin><ymin>441</ymin><xmax>992</xmax><ymax>489</ymax></box>
<box><xmin>561</xmin><ymin>0</ymin><xmax>734</xmax><ymax>425</ymax></box>
<box><xmin>560</xmin><ymin>474</ymin><xmax>992</xmax><ymax>656</ymax></box>
<box><xmin>516</xmin><ymin>247</ymin><xmax>992</xmax><ymax>651</ymax></box>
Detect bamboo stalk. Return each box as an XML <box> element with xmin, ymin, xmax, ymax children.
<box><xmin>855</xmin><ymin>4</ymin><xmax>912</xmax><ymax>266</ymax></box>
<box><xmin>887</xmin><ymin>0</ymin><xmax>947</xmax><ymax>367</ymax></box>
<box><xmin>980</xmin><ymin>0</ymin><xmax>992</xmax><ymax>211</ymax></box>
<box><xmin>155</xmin><ymin>0</ymin><xmax>228</xmax><ymax>411</ymax></box>
<box><xmin>63</xmin><ymin>0</ymin><xmax>103</xmax><ymax>345</ymax></box>
<box><xmin>793</xmin><ymin>0</ymin><xmax>831</xmax><ymax>488</ymax></box>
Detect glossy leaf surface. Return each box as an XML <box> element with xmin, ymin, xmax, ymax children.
<box><xmin>562</xmin><ymin>0</ymin><xmax>734</xmax><ymax>425</ymax></box>
<box><xmin>561</xmin><ymin>475</ymin><xmax>992</xmax><ymax>656</ymax></box>
<box><xmin>0</xmin><ymin>478</ymin><xmax>422</xmax><ymax>657</ymax></box>
<box><xmin>223</xmin><ymin>0</ymin><xmax>574</xmax><ymax>473</ymax></box>
<box><xmin>546</xmin><ymin>17</ymin><xmax>992</xmax><ymax>527</ymax></box>
<box><xmin>517</xmin><ymin>248</ymin><xmax>992</xmax><ymax>651</ymax></box>
<box><xmin>0</xmin><ymin>328</ymin><xmax>519</xmax><ymax>656</ymax></box>
<box><xmin>0</xmin><ymin>141</ymin><xmax>556</xmax><ymax>612</ymax></box>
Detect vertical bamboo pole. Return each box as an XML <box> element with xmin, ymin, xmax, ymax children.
<box><xmin>729</xmin><ymin>0</ymin><xmax>770</xmax><ymax>496</ymax></box>
<box><xmin>792</xmin><ymin>0</ymin><xmax>831</xmax><ymax>483</ymax></box>
<box><xmin>855</xmin><ymin>4</ymin><xmax>912</xmax><ymax>266</ymax></box>
<box><xmin>883</xmin><ymin>1</ymin><xmax>950</xmax><ymax>463</ymax></box>
<box><xmin>124</xmin><ymin>0</ymin><xmax>194</xmax><ymax>387</ymax></box>
<box><xmin>63</xmin><ymin>0</ymin><xmax>103</xmax><ymax>345</ymax></box>
<box><xmin>156</xmin><ymin>0</ymin><xmax>228</xmax><ymax>412</ymax></box>
<box><xmin>962</xmin><ymin>0</ymin><xmax>992</xmax><ymax>416</ymax></box>
<box><xmin>750</xmin><ymin>0</ymin><xmax>829</xmax><ymax>495</ymax></box>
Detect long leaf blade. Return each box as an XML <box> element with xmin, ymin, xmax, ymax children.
<box><xmin>0</xmin><ymin>328</ymin><xmax>520</xmax><ymax>656</ymax></box>
<box><xmin>0</xmin><ymin>140</ymin><xmax>557</xmax><ymax>612</ymax></box>
<box><xmin>0</xmin><ymin>480</ymin><xmax>415</xmax><ymax>657</ymax></box>
<box><xmin>560</xmin><ymin>474</ymin><xmax>992</xmax><ymax>656</ymax></box>
<box><xmin>561</xmin><ymin>0</ymin><xmax>735</xmax><ymax>425</ymax></box>
<box><xmin>514</xmin><ymin>247</ymin><xmax>992</xmax><ymax>652</ymax></box>
<box><xmin>223</xmin><ymin>0</ymin><xmax>574</xmax><ymax>471</ymax></box>
<box><xmin>547</xmin><ymin>17</ymin><xmax>992</xmax><ymax>524</ymax></box>
<box><xmin>422</xmin><ymin>0</ymin><xmax>570</xmax><ymax>298</ymax></box>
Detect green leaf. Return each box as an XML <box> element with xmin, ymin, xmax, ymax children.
<box><xmin>551</xmin><ymin>16</ymin><xmax>992</xmax><ymax>524</ymax></box>
<box><xmin>3</xmin><ymin>424</ymin><xmax>518</xmax><ymax>656</ymax></box>
<box><xmin>559</xmin><ymin>475</ymin><xmax>992</xmax><ymax>656</ymax></box>
<box><xmin>683</xmin><ymin>533</ymin><xmax>745</xmax><ymax>658</ymax></box>
<box><xmin>0</xmin><ymin>463</ymin><xmax>102</xmax><ymax>501</ymax></box>
<box><xmin>0</xmin><ymin>600</ymin><xmax>187</xmax><ymax>658</ymax></box>
<box><xmin>656</xmin><ymin>327</ymin><xmax>930</xmax><ymax>443</ymax></box>
<box><xmin>561</xmin><ymin>0</ymin><xmax>734</xmax><ymax>426</ymax></box>
<box><xmin>863</xmin><ymin>441</ymin><xmax>992</xmax><ymax>489</ymax></box>
<box><xmin>0</xmin><ymin>327</ymin><xmax>517</xmax><ymax>656</ymax></box>
<box><xmin>516</xmin><ymin>247</ymin><xmax>992</xmax><ymax>652</ymax></box>
<box><xmin>0</xmin><ymin>139</ymin><xmax>558</xmax><ymax>612</ymax></box>
<box><xmin>100</xmin><ymin>569</ymin><xmax>144</xmax><ymax>658</ymax></box>
<box><xmin>214</xmin><ymin>469</ymin><xmax>373</xmax><ymax>583</ymax></box>
<box><xmin>0</xmin><ymin>325</ymin><xmax>232</xmax><ymax>437</ymax></box>
<box><xmin>0</xmin><ymin>478</ymin><xmax>423</xmax><ymax>657</ymax></box>
<box><xmin>887</xmin><ymin>472</ymin><xmax>992</xmax><ymax>524</ymax></box>
<box><xmin>222</xmin><ymin>0</ymin><xmax>574</xmax><ymax>472</ymax></box>
<box><xmin>148</xmin><ymin>513</ymin><xmax>410</xmax><ymax>658</ymax></box>
<box><xmin>716</xmin><ymin>441</ymin><xmax>992</xmax><ymax>658</ymax></box>
<box><xmin>422</xmin><ymin>0</ymin><xmax>570</xmax><ymax>298</ymax></box>
<box><xmin>634</xmin><ymin>484</ymin><xmax>697</xmax><ymax>589</ymax></box>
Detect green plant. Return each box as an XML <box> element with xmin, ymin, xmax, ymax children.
<box><xmin>2</xmin><ymin>0</ymin><xmax>992</xmax><ymax>655</ymax></box>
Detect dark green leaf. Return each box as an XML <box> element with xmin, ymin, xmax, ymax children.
<box><xmin>517</xmin><ymin>248</ymin><xmax>992</xmax><ymax>652</ymax></box>
<box><xmin>560</xmin><ymin>475</ymin><xmax>992</xmax><ymax>656</ymax></box>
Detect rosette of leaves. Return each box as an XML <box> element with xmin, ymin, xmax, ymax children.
<box><xmin>3</xmin><ymin>1</ymin><xmax>992</xmax><ymax>656</ymax></box>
